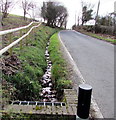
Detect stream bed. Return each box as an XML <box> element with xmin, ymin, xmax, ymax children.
<box><xmin>40</xmin><ymin>41</ymin><xmax>57</xmax><ymax>102</ymax></box>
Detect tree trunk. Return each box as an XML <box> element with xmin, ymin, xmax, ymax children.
<box><xmin>24</xmin><ymin>11</ymin><xmax>26</xmax><ymax>20</ymax></box>
<box><xmin>82</xmin><ymin>20</ymin><xmax>84</xmax><ymax>26</ymax></box>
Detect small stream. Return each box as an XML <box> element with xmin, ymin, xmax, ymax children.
<box><xmin>40</xmin><ymin>41</ymin><xmax>57</xmax><ymax>102</ymax></box>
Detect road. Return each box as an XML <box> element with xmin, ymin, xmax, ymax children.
<box><xmin>59</xmin><ymin>30</ymin><xmax>114</xmax><ymax>118</ymax></box>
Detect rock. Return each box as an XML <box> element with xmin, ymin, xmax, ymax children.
<box><xmin>46</xmin><ymin>47</ymin><xmax>48</xmax><ymax>50</ymax></box>
<box><xmin>47</xmin><ymin>42</ymin><xmax>50</xmax><ymax>46</ymax></box>
<box><xmin>50</xmin><ymin>98</ymin><xmax>57</xmax><ymax>102</ymax></box>
<box><xmin>46</xmin><ymin>57</ymin><xmax>49</xmax><ymax>59</ymax></box>
<box><xmin>47</xmin><ymin>68</ymin><xmax>51</xmax><ymax>72</ymax></box>
<box><xmin>48</xmin><ymin>61</ymin><xmax>52</xmax><ymax>64</ymax></box>
<box><xmin>42</xmin><ymin>87</ymin><xmax>52</xmax><ymax>94</ymax></box>
<box><xmin>45</xmin><ymin>78</ymin><xmax>51</xmax><ymax>83</ymax></box>
<box><xmin>45</xmin><ymin>53</ymin><xmax>49</xmax><ymax>57</ymax></box>
<box><xmin>49</xmin><ymin>83</ymin><xmax>52</xmax><ymax>87</ymax></box>
<box><xmin>43</xmin><ymin>99</ymin><xmax>49</xmax><ymax>102</ymax></box>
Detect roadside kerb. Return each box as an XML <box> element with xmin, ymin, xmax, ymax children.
<box><xmin>58</xmin><ymin>31</ymin><xmax>103</xmax><ymax>118</ymax></box>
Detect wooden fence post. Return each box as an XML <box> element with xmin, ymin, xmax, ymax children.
<box><xmin>20</xmin><ymin>30</ymin><xmax>23</xmax><ymax>50</ymax></box>
<box><xmin>25</xmin><ymin>28</ymin><xmax>28</xmax><ymax>46</ymax></box>
<box><xmin>8</xmin><ymin>33</ymin><xmax>13</xmax><ymax>56</ymax></box>
<box><xmin>28</xmin><ymin>26</ymin><xmax>32</xmax><ymax>41</ymax></box>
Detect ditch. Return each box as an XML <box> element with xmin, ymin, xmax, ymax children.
<box><xmin>40</xmin><ymin>41</ymin><xmax>57</xmax><ymax>102</ymax></box>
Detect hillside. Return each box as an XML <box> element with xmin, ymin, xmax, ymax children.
<box><xmin>2</xmin><ymin>14</ymin><xmax>31</xmax><ymax>30</ymax></box>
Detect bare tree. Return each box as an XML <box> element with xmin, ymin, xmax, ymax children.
<box><xmin>21</xmin><ymin>0</ymin><xmax>33</xmax><ymax>20</ymax></box>
<box><xmin>0</xmin><ymin>0</ymin><xmax>13</xmax><ymax>20</ymax></box>
<box><xmin>31</xmin><ymin>2</ymin><xmax>36</xmax><ymax>20</ymax></box>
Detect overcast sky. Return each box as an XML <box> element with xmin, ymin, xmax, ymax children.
<box><xmin>10</xmin><ymin>0</ymin><xmax>116</xmax><ymax>28</ymax></box>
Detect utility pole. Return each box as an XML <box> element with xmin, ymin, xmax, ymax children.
<box><xmin>114</xmin><ymin>1</ymin><xmax>116</xmax><ymax>38</ymax></box>
<box><xmin>77</xmin><ymin>16</ymin><xmax>80</xmax><ymax>26</ymax></box>
<box><xmin>95</xmin><ymin>0</ymin><xmax>100</xmax><ymax>25</ymax></box>
<box><xmin>95</xmin><ymin>0</ymin><xmax>100</xmax><ymax>33</ymax></box>
<box><xmin>75</xmin><ymin>12</ymin><xmax>77</xmax><ymax>26</ymax></box>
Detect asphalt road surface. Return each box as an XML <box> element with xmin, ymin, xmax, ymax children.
<box><xmin>59</xmin><ymin>30</ymin><xmax>114</xmax><ymax>118</ymax></box>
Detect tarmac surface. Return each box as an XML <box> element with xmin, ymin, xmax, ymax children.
<box><xmin>59</xmin><ymin>30</ymin><xmax>114</xmax><ymax>118</ymax></box>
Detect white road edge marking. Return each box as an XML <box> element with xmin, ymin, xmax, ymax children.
<box><xmin>58</xmin><ymin>31</ymin><xmax>104</xmax><ymax>118</ymax></box>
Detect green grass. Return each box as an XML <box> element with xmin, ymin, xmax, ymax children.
<box><xmin>84</xmin><ymin>32</ymin><xmax>116</xmax><ymax>44</ymax></box>
<box><xmin>49</xmin><ymin>33</ymin><xmax>72</xmax><ymax>99</ymax></box>
<box><xmin>2</xmin><ymin>14</ymin><xmax>31</xmax><ymax>30</ymax></box>
<box><xmin>3</xmin><ymin>24</ymin><xmax>57</xmax><ymax>101</ymax></box>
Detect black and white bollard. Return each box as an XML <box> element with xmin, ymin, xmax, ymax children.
<box><xmin>77</xmin><ymin>84</ymin><xmax>92</xmax><ymax>120</ymax></box>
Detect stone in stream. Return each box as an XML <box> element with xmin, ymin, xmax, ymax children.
<box><xmin>50</xmin><ymin>98</ymin><xmax>57</xmax><ymax>102</ymax></box>
<box><xmin>46</xmin><ymin>72</ymin><xmax>51</xmax><ymax>76</ymax></box>
<box><xmin>43</xmin><ymin>87</ymin><xmax>52</xmax><ymax>90</ymax></box>
<box><xmin>47</xmin><ymin>64</ymin><xmax>52</xmax><ymax>67</ymax></box>
<box><xmin>44</xmin><ymin>94</ymin><xmax>56</xmax><ymax>99</ymax></box>
<box><xmin>48</xmin><ymin>83</ymin><xmax>52</xmax><ymax>87</ymax></box>
<box><xmin>45</xmin><ymin>53</ymin><xmax>49</xmax><ymax>57</ymax></box>
<box><xmin>42</xmin><ymin>81</ymin><xmax>51</xmax><ymax>87</ymax></box>
<box><xmin>43</xmin><ymin>99</ymin><xmax>49</xmax><ymax>102</ymax></box>
<box><xmin>46</xmin><ymin>57</ymin><xmax>50</xmax><ymax>59</ymax></box>
<box><xmin>47</xmin><ymin>42</ymin><xmax>50</xmax><ymax>46</ymax></box>
<box><xmin>43</xmin><ymin>73</ymin><xmax>51</xmax><ymax>79</ymax></box>
<box><xmin>48</xmin><ymin>61</ymin><xmax>52</xmax><ymax>64</ymax></box>
<box><xmin>51</xmin><ymin>90</ymin><xmax>56</xmax><ymax>94</ymax></box>
<box><xmin>45</xmin><ymin>50</ymin><xmax>48</xmax><ymax>53</ymax></box>
<box><xmin>42</xmin><ymin>87</ymin><xmax>52</xmax><ymax>94</ymax></box>
<box><xmin>46</xmin><ymin>60</ymin><xmax>49</xmax><ymax>63</ymax></box>
<box><xmin>46</xmin><ymin>46</ymin><xmax>48</xmax><ymax>50</ymax></box>
<box><xmin>42</xmin><ymin>90</ymin><xmax>51</xmax><ymax>96</ymax></box>
<box><xmin>42</xmin><ymin>80</ymin><xmax>47</xmax><ymax>84</ymax></box>
<box><xmin>42</xmin><ymin>80</ymin><xmax>51</xmax><ymax>85</ymax></box>
<box><xmin>47</xmin><ymin>63</ymin><xmax>52</xmax><ymax>66</ymax></box>
<box><xmin>42</xmin><ymin>84</ymin><xmax>49</xmax><ymax>88</ymax></box>
<box><xmin>46</xmin><ymin>68</ymin><xmax>51</xmax><ymax>73</ymax></box>
<box><xmin>40</xmin><ymin>42</ymin><xmax>58</xmax><ymax>102</ymax></box>
<box><xmin>47</xmin><ymin>65</ymin><xmax>51</xmax><ymax>68</ymax></box>
<box><xmin>45</xmin><ymin>79</ymin><xmax>51</xmax><ymax>83</ymax></box>
<box><xmin>42</xmin><ymin>75</ymin><xmax>47</xmax><ymax>80</ymax></box>
<box><xmin>47</xmin><ymin>69</ymin><xmax>51</xmax><ymax>73</ymax></box>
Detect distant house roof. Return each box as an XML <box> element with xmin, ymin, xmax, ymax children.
<box><xmin>85</xmin><ymin>20</ymin><xmax>95</xmax><ymax>25</ymax></box>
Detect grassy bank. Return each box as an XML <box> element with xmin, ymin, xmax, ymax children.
<box><xmin>86</xmin><ymin>32</ymin><xmax>116</xmax><ymax>44</ymax></box>
<box><xmin>77</xmin><ymin>29</ymin><xmax>116</xmax><ymax>44</ymax></box>
<box><xmin>2</xmin><ymin>14</ymin><xmax>31</xmax><ymax>30</ymax></box>
<box><xmin>2</xmin><ymin>25</ymin><xmax>57</xmax><ymax>104</ymax></box>
<box><xmin>49</xmin><ymin>33</ymin><xmax>72</xmax><ymax>100</ymax></box>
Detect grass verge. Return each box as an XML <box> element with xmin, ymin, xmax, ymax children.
<box><xmin>87</xmin><ymin>32</ymin><xmax>116</xmax><ymax>44</ymax></box>
<box><xmin>49</xmin><ymin>33</ymin><xmax>72</xmax><ymax>100</ymax></box>
<box><xmin>78</xmin><ymin>30</ymin><xmax>116</xmax><ymax>44</ymax></box>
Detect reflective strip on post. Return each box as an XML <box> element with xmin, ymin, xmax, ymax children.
<box><xmin>77</xmin><ymin>84</ymin><xmax>92</xmax><ymax>119</ymax></box>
